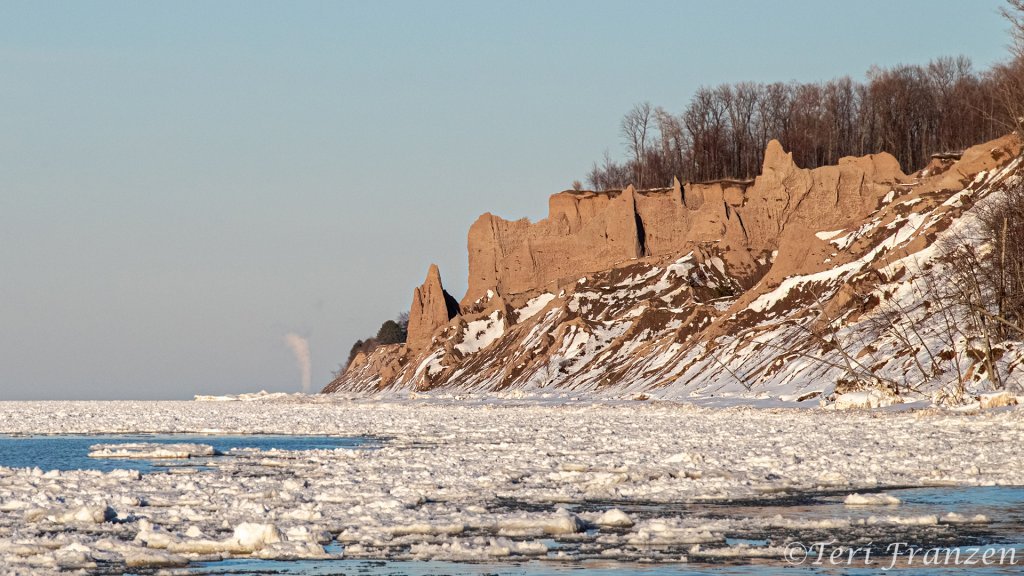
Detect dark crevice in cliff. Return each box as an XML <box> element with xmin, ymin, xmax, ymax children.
<box><xmin>735</xmin><ymin>210</ymin><xmax>749</xmax><ymax>241</ymax></box>
<box><xmin>443</xmin><ymin>290</ymin><xmax>461</xmax><ymax>320</ymax></box>
<box><xmin>634</xmin><ymin>210</ymin><xmax>648</xmax><ymax>257</ymax></box>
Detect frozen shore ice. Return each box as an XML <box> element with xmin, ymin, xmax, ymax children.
<box><xmin>0</xmin><ymin>398</ymin><xmax>1020</xmax><ymax>572</ymax></box>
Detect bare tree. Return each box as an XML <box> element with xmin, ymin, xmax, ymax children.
<box><xmin>976</xmin><ymin>181</ymin><xmax>1024</xmax><ymax>338</ymax></box>
<box><xmin>654</xmin><ymin>106</ymin><xmax>686</xmax><ymax>183</ymax></box>
<box><xmin>1003</xmin><ymin>0</ymin><xmax>1024</xmax><ymax>57</ymax></box>
<box><xmin>587</xmin><ymin>150</ymin><xmax>631</xmax><ymax>191</ymax></box>
<box><xmin>621</xmin><ymin>102</ymin><xmax>652</xmax><ymax>188</ymax></box>
<box><xmin>930</xmin><ymin>176</ymin><xmax>1024</xmax><ymax>394</ymax></box>
<box><xmin>942</xmin><ymin>240</ymin><xmax>1004</xmax><ymax>389</ymax></box>
<box><xmin>989</xmin><ymin>1</ymin><xmax>1022</xmax><ymax>134</ymax></box>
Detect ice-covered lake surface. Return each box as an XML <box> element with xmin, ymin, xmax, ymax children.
<box><xmin>0</xmin><ymin>434</ymin><xmax>376</xmax><ymax>473</ymax></box>
<box><xmin>183</xmin><ymin>485</ymin><xmax>1024</xmax><ymax>575</ymax></box>
<box><xmin>185</xmin><ymin>555</ymin><xmax>1024</xmax><ymax>576</ymax></box>
<box><xmin>0</xmin><ymin>398</ymin><xmax>1021</xmax><ymax>574</ymax></box>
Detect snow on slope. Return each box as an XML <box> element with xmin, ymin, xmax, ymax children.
<box><xmin>327</xmin><ymin>136</ymin><xmax>1024</xmax><ymax>404</ymax></box>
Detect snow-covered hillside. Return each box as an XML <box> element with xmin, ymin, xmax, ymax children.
<box><xmin>326</xmin><ymin>135</ymin><xmax>1024</xmax><ymax>406</ymax></box>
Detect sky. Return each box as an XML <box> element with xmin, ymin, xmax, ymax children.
<box><xmin>0</xmin><ymin>0</ymin><xmax>1013</xmax><ymax>400</ymax></box>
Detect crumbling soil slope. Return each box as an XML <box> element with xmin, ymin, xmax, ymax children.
<box><xmin>325</xmin><ymin>136</ymin><xmax>1023</xmax><ymax>401</ymax></box>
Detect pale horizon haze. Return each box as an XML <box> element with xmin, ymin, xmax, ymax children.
<box><xmin>0</xmin><ymin>0</ymin><xmax>1012</xmax><ymax>399</ymax></box>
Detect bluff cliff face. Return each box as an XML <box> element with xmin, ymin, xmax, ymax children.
<box><xmin>406</xmin><ymin>264</ymin><xmax>459</xmax><ymax>352</ymax></box>
<box><xmin>463</xmin><ymin>141</ymin><xmax>906</xmax><ymax>306</ymax></box>
<box><xmin>326</xmin><ymin>136</ymin><xmax>1023</xmax><ymax>400</ymax></box>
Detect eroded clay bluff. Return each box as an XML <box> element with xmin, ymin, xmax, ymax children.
<box><xmin>463</xmin><ymin>139</ymin><xmax>907</xmax><ymax>304</ymax></box>
<box><xmin>406</xmin><ymin>264</ymin><xmax>460</xmax><ymax>352</ymax></box>
<box><xmin>325</xmin><ymin>135</ymin><xmax>1023</xmax><ymax>396</ymax></box>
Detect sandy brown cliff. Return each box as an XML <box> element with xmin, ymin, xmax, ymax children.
<box><xmin>406</xmin><ymin>264</ymin><xmax>459</xmax><ymax>351</ymax></box>
<box><xmin>324</xmin><ymin>135</ymin><xmax>1023</xmax><ymax>399</ymax></box>
<box><xmin>464</xmin><ymin>141</ymin><xmax>906</xmax><ymax>305</ymax></box>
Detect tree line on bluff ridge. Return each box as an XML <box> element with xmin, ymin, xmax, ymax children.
<box><xmin>340</xmin><ymin>313</ymin><xmax>408</xmax><ymax>376</ymax></box>
<box><xmin>583</xmin><ymin>4</ymin><xmax>1024</xmax><ymax>190</ymax></box>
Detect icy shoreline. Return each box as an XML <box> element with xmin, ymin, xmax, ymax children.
<box><xmin>0</xmin><ymin>399</ymin><xmax>1021</xmax><ymax>572</ymax></box>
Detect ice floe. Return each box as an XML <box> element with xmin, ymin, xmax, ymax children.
<box><xmin>843</xmin><ymin>492</ymin><xmax>901</xmax><ymax>506</ymax></box>
<box><xmin>0</xmin><ymin>399</ymin><xmax>1019</xmax><ymax>572</ymax></box>
<box><xmin>88</xmin><ymin>442</ymin><xmax>218</xmax><ymax>459</ymax></box>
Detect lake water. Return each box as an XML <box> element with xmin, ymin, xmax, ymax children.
<box><xmin>0</xmin><ymin>433</ymin><xmax>376</xmax><ymax>473</ymax></box>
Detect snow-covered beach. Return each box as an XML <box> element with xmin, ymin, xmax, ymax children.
<box><xmin>0</xmin><ymin>398</ymin><xmax>1021</xmax><ymax>572</ymax></box>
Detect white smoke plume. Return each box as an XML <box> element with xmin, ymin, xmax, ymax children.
<box><xmin>284</xmin><ymin>333</ymin><xmax>311</xmax><ymax>393</ymax></box>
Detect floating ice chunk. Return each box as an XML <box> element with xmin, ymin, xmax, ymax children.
<box><xmin>285</xmin><ymin>526</ymin><xmax>332</xmax><ymax>545</ymax></box>
<box><xmin>166</xmin><ymin>537</ymin><xmax>234</xmax><ymax>555</ymax></box>
<box><xmin>108</xmin><ymin>468</ymin><xmax>142</xmax><ymax>481</ymax></box>
<box><xmin>506</xmin><ymin>539</ymin><xmax>548</xmax><ymax>556</ymax></box>
<box><xmin>54</xmin><ymin>542</ymin><xmax>96</xmax><ymax>569</ymax></box>
<box><xmin>843</xmin><ymin>493</ymin><xmax>900</xmax><ymax>506</ymax></box>
<box><xmin>409</xmin><ymin>537</ymin><xmax>522</xmax><ymax>561</ymax></box>
<box><xmin>0</xmin><ymin>540</ymin><xmax>52</xmax><ymax>558</ymax></box>
<box><xmin>0</xmin><ymin>500</ymin><xmax>29</xmax><ymax>512</ymax></box>
<box><xmin>497</xmin><ymin>509</ymin><xmax>583</xmax><ymax>535</ymax></box>
<box><xmin>815</xmin><ymin>471</ymin><xmax>847</xmax><ymax>486</ymax></box>
<box><xmin>232</xmin><ymin>522</ymin><xmax>283</xmax><ymax>552</ymax></box>
<box><xmin>282</xmin><ymin>506</ymin><xmax>322</xmax><ymax>521</ymax></box>
<box><xmin>665</xmin><ymin>451</ymin><xmax>704</xmax><ymax>465</ymax></box>
<box><xmin>134</xmin><ymin>520</ymin><xmax>176</xmax><ymax>549</ymax></box>
<box><xmin>595</xmin><ymin>508</ymin><xmax>634</xmax><ymax>527</ymax></box>
<box><xmin>765</xmin><ymin>516</ymin><xmax>851</xmax><ymax>530</ymax></box>
<box><xmin>71</xmin><ymin>505</ymin><xmax>117</xmax><ymax>524</ymax></box>
<box><xmin>690</xmin><ymin>543</ymin><xmax>790</xmax><ymax>558</ymax></box>
<box><xmin>941</xmin><ymin>512</ymin><xmax>990</xmax><ymax>524</ymax></box>
<box><xmin>159</xmin><ymin>522</ymin><xmax>293</xmax><ymax>556</ymax></box>
<box><xmin>392</xmin><ymin>522</ymin><xmax>465</xmax><ymax>536</ymax></box>
<box><xmin>88</xmin><ymin>443</ymin><xmax>218</xmax><ymax>459</ymax></box>
<box><xmin>255</xmin><ymin>540</ymin><xmax>328</xmax><ymax>559</ymax></box>
<box><xmin>627</xmin><ymin>519</ymin><xmax>722</xmax><ymax>546</ymax></box>
<box><xmin>866</xmin><ymin>514</ymin><xmax>938</xmax><ymax>526</ymax></box>
<box><xmin>45</xmin><ymin>504</ymin><xmax>117</xmax><ymax>524</ymax></box>
<box><xmin>123</xmin><ymin>549</ymin><xmax>188</xmax><ymax>568</ymax></box>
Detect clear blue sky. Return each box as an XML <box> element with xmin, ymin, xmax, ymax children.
<box><xmin>0</xmin><ymin>0</ymin><xmax>1011</xmax><ymax>399</ymax></box>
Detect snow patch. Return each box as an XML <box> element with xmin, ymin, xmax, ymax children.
<box><xmin>516</xmin><ymin>293</ymin><xmax>556</xmax><ymax>323</ymax></box>
<box><xmin>455</xmin><ymin>311</ymin><xmax>505</xmax><ymax>355</ymax></box>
